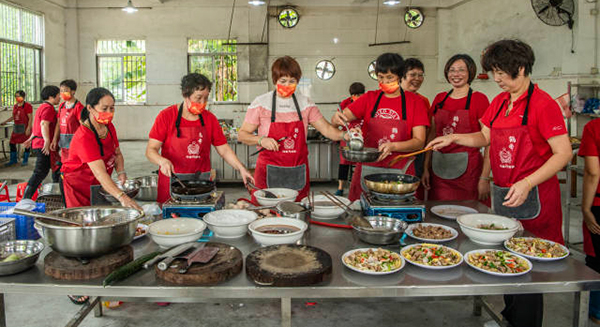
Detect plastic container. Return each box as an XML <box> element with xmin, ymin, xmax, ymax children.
<box><xmin>0</xmin><ymin>218</ymin><xmax>16</xmax><ymax>243</ymax></box>
<box><xmin>102</xmin><ymin>301</ymin><xmax>122</xmax><ymax>308</ymax></box>
<box><xmin>0</xmin><ymin>202</ymin><xmax>46</xmax><ymax>240</ymax></box>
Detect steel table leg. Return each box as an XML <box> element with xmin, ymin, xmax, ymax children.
<box><xmin>573</xmin><ymin>291</ymin><xmax>590</xmax><ymax>327</ymax></box>
<box><xmin>0</xmin><ymin>293</ymin><xmax>6</xmax><ymax>327</ymax></box>
<box><xmin>281</xmin><ymin>297</ymin><xmax>291</xmax><ymax>327</ymax></box>
<box><xmin>565</xmin><ymin>164</ymin><xmax>572</xmax><ymax>246</ymax></box>
<box><xmin>93</xmin><ymin>297</ymin><xmax>103</xmax><ymax>317</ymax></box>
<box><xmin>65</xmin><ymin>296</ymin><xmax>100</xmax><ymax>327</ymax></box>
<box><xmin>473</xmin><ymin>296</ymin><xmax>482</xmax><ymax>316</ymax></box>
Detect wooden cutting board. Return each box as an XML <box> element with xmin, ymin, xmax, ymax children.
<box><xmin>44</xmin><ymin>246</ymin><xmax>133</xmax><ymax>280</ymax></box>
<box><xmin>155</xmin><ymin>242</ymin><xmax>242</xmax><ymax>285</ymax></box>
<box><xmin>246</xmin><ymin>244</ymin><xmax>332</xmax><ymax>286</ymax></box>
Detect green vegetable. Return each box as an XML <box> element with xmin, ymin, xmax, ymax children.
<box><xmin>103</xmin><ymin>251</ymin><xmax>161</xmax><ymax>287</ymax></box>
<box><xmin>2</xmin><ymin>254</ymin><xmax>20</xmax><ymax>262</ymax></box>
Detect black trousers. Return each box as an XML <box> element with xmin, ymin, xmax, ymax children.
<box><xmin>414</xmin><ymin>152</ymin><xmax>425</xmax><ymax>178</ymax></box>
<box><xmin>9</xmin><ymin>143</ymin><xmax>29</xmax><ymax>153</ymax></box>
<box><xmin>24</xmin><ymin>149</ymin><xmax>59</xmax><ymax>199</ymax></box>
<box><xmin>501</xmin><ymin>293</ymin><xmax>543</xmax><ymax>327</ymax></box>
<box><xmin>338</xmin><ymin>164</ymin><xmax>355</xmax><ymax>182</ymax></box>
<box><xmin>585</xmin><ymin>206</ymin><xmax>600</xmax><ymax>272</ymax></box>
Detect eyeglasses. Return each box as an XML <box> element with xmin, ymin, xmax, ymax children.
<box><xmin>448</xmin><ymin>68</ymin><xmax>468</xmax><ymax>74</ymax></box>
<box><xmin>407</xmin><ymin>73</ymin><xmax>425</xmax><ymax>78</ymax></box>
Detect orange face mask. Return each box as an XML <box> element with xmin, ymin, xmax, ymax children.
<box><xmin>351</xmin><ymin>95</ymin><xmax>360</xmax><ymax>101</ymax></box>
<box><xmin>94</xmin><ymin>111</ymin><xmax>114</xmax><ymax>125</ymax></box>
<box><xmin>276</xmin><ymin>83</ymin><xmax>296</xmax><ymax>98</ymax></box>
<box><xmin>379</xmin><ymin>81</ymin><xmax>400</xmax><ymax>94</ymax></box>
<box><xmin>61</xmin><ymin>92</ymin><xmax>72</xmax><ymax>101</ymax></box>
<box><xmin>188</xmin><ymin>101</ymin><xmax>206</xmax><ymax>115</ymax></box>
<box><xmin>15</xmin><ymin>96</ymin><xmax>24</xmax><ymax>104</ymax></box>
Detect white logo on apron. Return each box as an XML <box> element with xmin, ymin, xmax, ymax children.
<box><xmin>499</xmin><ymin>136</ymin><xmax>517</xmax><ymax>169</ymax></box>
<box><xmin>442</xmin><ymin>126</ymin><xmax>454</xmax><ymax>136</ymax></box>
<box><xmin>188</xmin><ymin>141</ymin><xmax>200</xmax><ymax>155</ymax></box>
<box><xmin>198</xmin><ymin>131</ymin><xmax>203</xmax><ymax>145</ymax></box>
<box><xmin>374</xmin><ymin>108</ymin><xmax>401</xmax><ymax>120</ymax></box>
<box><xmin>499</xmin><ymin>147</ymin><xmax>512</xmax><ymax>164</ymax></box>
<box><xmin>283</xmin><ymin>138</ymin><xmax>295</xmax><ymax>150</ymax></box>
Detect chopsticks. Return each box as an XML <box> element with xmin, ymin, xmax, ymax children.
<box><xmin>250</xmin><ymin>137</ymin><xmax>286</xmax><ymax>156</ymax></box>
<box><xmin>388</xmin><ymin>147</ymin><xmax>433</xmax><ymax>167</ymax></box>
<box><xmin>320</xmin><ymin>191</ymin><xmax>354</xmax><ymax>216</ymax></box>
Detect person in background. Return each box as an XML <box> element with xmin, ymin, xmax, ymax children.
<box><xmin>239</xmin><ymin>56</ymin><xmax>354</xmax><ymax>201</ymax></box>
<box><xmin>400</xmin><ymin>58</ymin><xmax>429</xmax><ymax>180</ymax></box>
<box><xmin>427</xmin><ymin>39</ymin><xmax>572</xmax><ymax>327</ymax></box>
<box><xmin>62</xmin><ymin>87</ymin><xmax>140</xmax><ymax>209</ymax></box>
<box><xmin>335</xmin><ymin>82</ymin><xmax>365</xmax><ymax>196</ymax></box>
<box><xmin>52</xmin><ymin>79</ymin><xmax>84</xmax><ymax>162</ymax></box>
<box><xmin>2</xmin><ymin>90</ymin><xmax>32</xmax><ymax>166</ymax></box>
<box><xmin>22</xmin><ymin>86</ymin><xmax>61</xmax><ymax>199</ymax></box>
<box><xmin>146</xmin><ymin>73</ymin><xmax>253</xmax><ymax>204</ymax></box>
<box><xmin>422</xmin><ymin>54</ymin><xmax>491</xmax><ymax>202</ymax></box>
<box><xmin>332</xmin><ymin>53</ymin><xmax>429</xmax><ymax>201</ymax></box>
<box><xmin>578</xmin><ymin>118</ymin><xmax>600</xmax><ymax>323</ymax></box>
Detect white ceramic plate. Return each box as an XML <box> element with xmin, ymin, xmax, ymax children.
<box><xmin>133</xmin><ymin>223</ymin><xmax>148</xmax><ymax>241</ymax></box>
<box><xmin>405</xmin><ymin>223</ymin><xmax>459</xmax><ymax>243</ymax></box>
<box><xmin>504</xmin><ymin>237</ymin><xmax>569</xmax><ymax>262</ymax></box>
<box><xmin>401</xmin><ymin>243</ymin><xmax>463</xmax><ymax>270</ymax></box>
<box><xmin>430</xmin><ymin>205</ymin><xmax>478</xmax><ymax>220</ymax></box>
<box><xmin>464</xmin><ymin>249</ymin><xmax>532</xmax><ymax>277</ymax></box>
<box><xmin>341</xmin><ymin>248</ymin><xmax>405</xmax><ymax>275</ymax></box>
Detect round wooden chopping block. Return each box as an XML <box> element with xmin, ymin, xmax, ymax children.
<box><xmin>155</xmin><ymin>242</ymin><xmax>243</xmax><ymax>285</ymax></box>
<box><xmin>246</xmin><ymin>244</ymin><xmax>332</xmax><ymax>286</ymax></box>
<box><xmin>44</xmin><ymin>246</ymin><xmax>133</xmax><ymax>280</ymax></box>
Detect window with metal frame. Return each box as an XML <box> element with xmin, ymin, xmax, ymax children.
<box><xmin>96</xmin><ymin>40</ymin><xmax>146</xmax><ymax>104</ymax></box>
<box><xmin>188</xmin><ymin>39</ymin><xmax>238</xmax><ymax>102</ymax></box>
<box><xmin>0</xmin><ymin>2</ymin><xmax>43</xmax><ymax>107</ymax></box>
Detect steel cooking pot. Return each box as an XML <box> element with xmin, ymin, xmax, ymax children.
<box><xmin>363</xmin><ymin>173</ymin><xmax>420</xmax><ymax>194</ymax></box>
<box><xmin>100</xmin><ymin>179</ymin><xmax>141</xmax><ymax>202</ymax></box>
<box><xmin>133</xmin><ymin>175</ymin><xmax>158</xmax><ymax>201</ymax></box>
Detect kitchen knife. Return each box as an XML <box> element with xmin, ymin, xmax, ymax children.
<box><xmin>250</xmin><ymin>136</ymin><xmax>286</xmax><ymax>156</ymax></box>
<box><xmin>157</xmin><ymin>242</ymin><xmax>206</xmax><ymax>271</ymax></box>
<box><xmin>143</xmin><ymin>242</ymin><xmax>197</xmax><ymax>269</ymax></box>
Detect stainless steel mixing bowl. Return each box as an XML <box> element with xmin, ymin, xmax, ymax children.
<box><xmin>352</xmin><ymin>216</ymin><xmax>407</xmax><ymax>245</ymax></box>
<box><xmin>0</xmin><ymin>240</ymin><xmax>44</xmax><ymax>276</ymax></box>
<box><xmin>133</xmin><ymin>175</ymin><xmax>158</xmax><ymax>201</ymax></box>
<box><xmin>35</xmin><ymin>206</ymin><xmax>144</xmax><ymax>258</ymax></box>
<box><xmin>100</xmin><ymin>179</ymin><xmax>141</xmax><ymax>202</ymax></box>
<box><xmin>340</xmin><ymin>147</ymin><xmax>381</xmax><ymax>163</ymax></box>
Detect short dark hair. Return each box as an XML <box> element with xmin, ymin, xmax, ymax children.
<box><xmin>41</xmin><ymin>85</ymin><xmax>60</xmax><ymax>101</ymax></box>
<box><xmin>375</xmin><ymin>53</ymin><xmax>405</xmax><ymax>78</ymax></box>
<box><xmin>403</xmin><ymin>58</ymin><xmax>425</xmax><ymax>78</ymax></box>
<box><xmin>272</xmin><ymin>56</ymin><xmax>302</xmax><ymax>83</ymax></box>
<box><xmin>444</xmin><ymin>54</ymin><xmax>477</xmax><ymax>84</ymax></box>
<box><xmin>481</xmin><ymin>39</ymin><xmax>535</xmax><ymax>78</ymax></box>
<box><xmin>15</xmin><ymin>90</ymin><xmax>26</xmax><ymax>98</ymax></box>
<box><xmin>349</xmin><ymin>82</ymin><xmax>365</xmax><ymax>95</ymax></box>
<box><xmin>181</xmin><ymin>73</ymin><xmax>212</xmax><ymax>98</ymax></box>
<box><xmin>60</xmin><ymin>79</ymin><xmax>78</xmax><ymax>91</ymax></box>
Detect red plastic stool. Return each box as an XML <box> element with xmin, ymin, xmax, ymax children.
<box><xmin>0</xmin><ymin>182</ymin><xmax>10</xmax><ymax>202</ymax></box>
<box><xmin>16</xmin><ymin>182</ymin><xmax>39</xmax><ymax>202</ymax></box>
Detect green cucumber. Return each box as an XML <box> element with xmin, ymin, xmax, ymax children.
<box><xmin>103</xmin><ymin>251</ymin><xmax>161</xmax><ymax>287</ymax></box>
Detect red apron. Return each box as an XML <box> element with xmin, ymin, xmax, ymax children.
<box><xmin>489</xmin><ymin>83</ymin><xmax>564</xmax><ymax>244</ymax></box>
<box><xmin>63</xmin><ymin>127</ymin><xmax>117</xmax><ymax>208</ymax></box>
<box><xmin>348</xmin><ymin>89</ymin><xmax>415</xmax><ymax>201</ymax></box>
<box><xmin>157</xmin><ymin>103</ymin><xmax>212</xmax><ymax>204</ymax></box>
<box><xmin>253</xmin><ymin>92</ymin><xmax>309</xmax><ymax>201</ymax></box>
<box><xmin>58</xmin><ymin>100</ymin><xmax>81</xmax><ymax>160</ymax></box>
<box><xmin>583</xmin><ymin>197</ymin><xmax>600</xmax><ymax>256</ymax></box>
<box><xmin>429</xmin><ymin>89</ymin><xmax>483</xmax><ymax>201</ymax></box>
<box><xmin>10</xmin><ymin>103</ymin><xmax>30</xmax><ymax>144</ymax></box>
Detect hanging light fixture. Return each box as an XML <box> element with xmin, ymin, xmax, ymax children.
<box><xmin>248</xmin><ymin>0</ymin><xmax>266</xmax><ymax>5</ymax></box>
<box><xmin>383</xmin><ymin>0</ymin><xmax>401</xmax><ymax>5</ymax></box>
<box><xmin>122</xmin><ymin>0</ymin><xmax>138</xmax><ymax>13</ymax></box>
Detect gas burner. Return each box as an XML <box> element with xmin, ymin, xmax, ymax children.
<box><xmin>363</xmin><ymin>191</ymin><xmax>417</xmax><ymax>206</ymax></box>
<box><xmin>164</xmin><ymin>191</ymin><xmax>224</xmax><ymax>206</ymax></box>
<box><xmin>162</xmin><ymin>191</ymin><xmax>225</xmax><ymax>220</ymax></box>
<box><xmin>360</xmin><ymin>193</ymin><xmax>425</xmax><ymax>223</ymax></box>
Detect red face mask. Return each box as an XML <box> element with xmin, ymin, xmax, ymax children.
<box><xmin>276</xmin><ymin>83</ymin><xmax>297</xmax><ymax>98</ymax></box>
<box><xmin>351</xmin><ymin>95</ymin><xmax>360</xmax><ymax>101</ymax></box>
<box><xmin>379</xmin><ymin>81</ymin><xmax>400</xmax><ymax>94</ymax></box>
<box><xmin>188</xmin><ymin>101</ymin><xmax>206</xmax><ymax>115</ymax></box>
<box><xmin>15</xmin><ymin>97</ymin><xmax>24</xmax><ymax>104</ymax></box>
<box><xmin>94</xmin><ymin>111</ymin><xmax>114</xmax><ymax>125</ymax></box>
<box><xmin>61</xmin><ymin>92</ymin><xmax>72</xmax><ymax>101</ymax></box>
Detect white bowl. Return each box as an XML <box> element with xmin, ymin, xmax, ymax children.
<box><xmin>301</xmin><ymin>195</ymin><xmax>351</xmax><ymax>218</ymax></box>
<box><xmin>457</xmin><ymin>213</ymin><xmax>519</xmax><ymax>245</ymax></box>
<box><xmin>203</xmin><ymin>209</ymin><xmax>258</xmax><ymax>238</ymax></box>
<box><xmin>248</xmin><ymin>217</ymin><xmax>307</xmax><ymax>246</ymax></box>
<box><xmin>148</xmin><ymin>218</ymin><xmax>206</xmax><ymax>248</ymax></box>
<box><xmin>255</xmin><ymin>188</ymin><xmax>298</xmax><ymax>206</ymax></box>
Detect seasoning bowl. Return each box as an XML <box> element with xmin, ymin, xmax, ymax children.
<box><xmin>148</xmin><ymin>218</ymin><xmax>206</xmax><ymax>248</ymax></box>
<box><xmin>457</xmin><ymin>213</ymin><xmax>519</xmax><ymax>245</ymax></box>
<box><xmin>254</xmin><ymin>188</ymin><xmax>298</xmax><ymax>206</ymax></box>
<box><xmin>248</xmin><ymin>217</ymin><xmax>307</xmax><ymax>246</ymax></box>
<box><xmin>202</xmin><ymin>209</ymin><xmax>257</xmax><ymax>238</ymax></box>
<box><xmin>301</xmin><ymin>195</ymin><xmax>350</xmax><ymax>218</ymax></box>
<box><xmin>352</xmin><ymin>216</ymin><xmax>408</xmax><ymax>245</ymax></box>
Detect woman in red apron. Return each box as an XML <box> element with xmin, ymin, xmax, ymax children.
<box><xmin>146</xmin><ymin>73</ymin><xmax>253</xmax><ymax>204</ymax></box>
<box><xmin>2</xmin><ymin>90</ymin><xmax>33</xmax><ymax>166</ymax></box>
<box><xmin>336</xmin><ymin>82</ymin><xmax>365</xmax><ymax>196</ymax></box>
<box><xmin>52</xmin><ymin>79</ymin><xmax>83</xmax><ymax>162</ymax></box>
<box><xmin>428</xmin><ymin>40</ymin><xmax>572</xmax><ymax>327</ymax></box>
<box><xmin>62</xmin><ymin>87</ymin><xmax>140</xmax><ymax>210</ymax></box>
<box><xmin>332</xmin><ymin>53</ymin><xmax>429</xmax><ymax>201</ymax></box>
<box><xmin>422</xmin><ymin>54</ymin><xmax>491</xmax><ymax>202</ymax></box>
<box><xmin>578</xmin><ymin>118</ymin><xmax>600</xmax><ymax>322</ymax></box>
<box><xmin>239</xmin><ymin>56</ymin><xmax>353</xmax><ymax>202</ymax></box>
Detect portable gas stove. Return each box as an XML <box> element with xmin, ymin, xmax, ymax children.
<box><xmin>162</xmin><ymin>191</ymin><xmax>225</xmax><ymax>219</ymax></box>
<box><xmin>360</xmin><ymin>192</ymin><xmax>425</xmax><ymax>223</ymax></box>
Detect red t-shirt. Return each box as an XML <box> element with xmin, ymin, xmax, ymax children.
<box><xmin>13</xmin><ymin>102</ymin><xmax>33</xmax><ymax>126</ymax></box>
<box><xmin>415</xmin><ymin>92</ymin><xmax>431</xmax><ymax>113</ymax></box>
<box><xmin>480</xmin><ymin>84</ymin><xmax>567</xmax><ymax>160</ymax></box>
<box><xmin>59</xmin><ymin>100</ymin><xmax>84</xmax><ymax>135</ymax></box>
<box><xmin>149</xmin><ymin>105</ymin><xmax>227</xmax><ymax>148</ymax></box>
<box><xmin>430</xmin><ymin>90</ymin><xmax>490</xmax><ymax>132</ymax></box>
<box><xmin>31</xmin><ymin>102</ymin><xmax>57</xmax><ymax>149</ymax></box>
<box><xmin>348</xmin><ymin>90</ymin><xmax>430</xmax><ymax>134</ymax></box>
<box><xmin>62</xmin><ymin>123</ymin><xmax>119</xmax><ymax>174</ymax></box>
<box><xmin>578</xmin><ymin>118</ymin><xmax>600</xmax><ymax>206</ymax></box>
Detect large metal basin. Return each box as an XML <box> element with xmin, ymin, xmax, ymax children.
<box><xmin>35</xmin><ymin>207</ymin><xmax>144</xmax><ymax>258</ymax></box>
<box><xmin>133</xmin><ymin>175</ymin><xmax>158</xmax><ymax>201</ymax></box>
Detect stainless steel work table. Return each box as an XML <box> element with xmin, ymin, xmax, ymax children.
<box><xmin>0</xmin><ymin>200</ymin><xmax>598</xmax><ymax>327</ymax></box>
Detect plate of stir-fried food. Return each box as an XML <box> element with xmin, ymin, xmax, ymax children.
<box><xmin>405</xmin><ymin>223</ymin><xmax>458</xmax><ymax>243</ymax></box>
<box><xmin>504</xmin><ymin>237</ymin><xmax>569</xmax><ymax>261</ymax></box>
<box><xmin>342</xmin><ymin>248</ymin><xmax>405</xmax><ymax>275</ymax></box>
<box><xmin>465</xmin><ymin>250</ymin><xmax>532</xmax><ymax>276</ymax></box>
<box><xmin>401</xmin><ymin>243</ymin><xmax>463</xmax><ymax>270</ymax></box>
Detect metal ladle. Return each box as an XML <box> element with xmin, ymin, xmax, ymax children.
<box><xmin>246</xmin><ymin>181</ymin><xmax>278</xmax><ymax>199</ymax></box>
<box><xmin>337</xmin><ymin>105</ymin><xmax>363</xmax><ymax>151</ymax></box>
